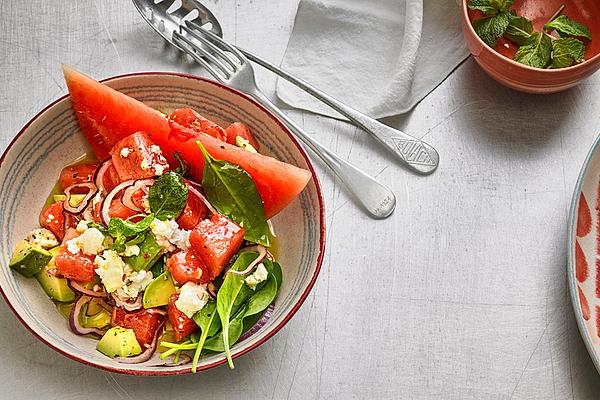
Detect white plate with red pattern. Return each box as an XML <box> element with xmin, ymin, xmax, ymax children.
<box><xmin>569</xmin><ymin>134</ymin><xmax>600</xmax><ymax>372</ymax></box>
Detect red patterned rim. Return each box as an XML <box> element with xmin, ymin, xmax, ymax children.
<box><xmin>568</xmin><ymin>134</ymin><xmax>600</xmax><ymax>375</ymax></box>
<box><xmin>0</xmin><ymin>72</ymin><xmax>326</xmax><ymax>376</ymax></box>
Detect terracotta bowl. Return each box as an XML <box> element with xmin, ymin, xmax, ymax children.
<box><xmin>461</xmin><ymin>0</ymin><xmax>600</xmax><ymax>93</ymax></box>
<box><xmin>0</xmin><ymin>72</ymin><xmax>325</xmax><ymax>375</ymax></box>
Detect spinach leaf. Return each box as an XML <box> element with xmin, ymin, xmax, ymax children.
<box><xmin>245</xmin><ymin>273</ymin><xmax>278</xmax><ymax>318</ymax></box>
<box><xmin>241</xmin><ymin>309</ymin><xmax>265</xmax><ymax>335</ymax></box>
<box><xmin>264</xmin><ymin>259</ymin><xmax>283</xmax><ymax>289</ymax></box>
<box><xmin>202</xmin><ymin>304</ymin><xmax>247</xmax><ymax>353</ymax></box>
<box><xmin>190</xmin><ymin>300</ymin><xmax>220</xmax><ymax>372</ymax></box>
<box><xmin>107</xmin><ymin>214</ymin><xmax>154</xmax><ymax>252</ymax></box>
<box><xmin>216</xmin><ymin>252</ymin><xmax>259</xmax><ymax>368</ymax></box>
<box><xmin>148</xmin><ymin>172</ymin><xmax>188</xmax><ymax>221</ymax></box>
<box><xmin>197</xmin><ymin>142</ymin><xmax>271</xmax><ymax>247</ymax></box>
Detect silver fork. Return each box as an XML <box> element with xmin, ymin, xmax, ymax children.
<box><xmin>132</xmin><ymin>0</ymin><xmax>438</xmax><ymax>175</ymax></box>
<box><xmin>171</xmin><ymin>23</ymin><xmax>396</xmax><ymax>219</ymax></box>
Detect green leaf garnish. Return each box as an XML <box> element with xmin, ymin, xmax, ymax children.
<box><xmin>468</xmin><ymin>0</ymin><xmax>513</xmax><ymax>15</ymax></box>
<box><xmin>545</xmin><ymin>15</ymin><xmax>592</xmax><ymax>40</ymax></box>
<box><xmin>513</xmin><ymin>32</ymin><xmax>552</xmax><ymax>68</ymax></box>
<box><xmin>504</xmin><ymin>15</ymin><xmax>533</xmax><ymax>45</ymax></box>
<box><xmin>551</xmin><ymin>37</ymin><xmax>585</xmax><ymax>68</ymax></box>
<box><xmin>148</xmin><ymin>172</ymin><xmax>188</xmax><ymax>221</ymax></box>
<box><xmin>189</xmin><ymin>300</ymin><xmax>219</xmax><ymax>373</ymax></box>
<box><xmin>473</xmin><ymin>11</ymin><xmax>511</xmax><ymax>47</ymax></box>
<box><xmin>197</xmin><ymin>142</ymin><xmax>271</xmax><ymax>247</ymax></box>
<box><xmin>216</xmin><ymin>252</ymin><xmax>258</xmax><ymax>368</ymax></box>
<box><xmin>107</xmin><ymin>214</ymin><xmax>154</xmax><ymax>252</ymax></box>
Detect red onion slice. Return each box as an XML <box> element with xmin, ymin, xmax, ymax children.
<box><xmin>228</xmin><ymin>245</ymin><xmax>267</xmax><ymax>276</ymax></box>
<box><xmin>187</xmin><ymin>184</ymin><xmax>217</xmax><ymax>215</ymax></box>
<box><xmin>122</xmin><ymin>179</ymin><xmax>154</xmax><ymax>212</ymax></box>
<box><xmin>69</xmin><ymin>295</ymin><xmax>106</xmax><ymax>336</ymax></box>
<box><xmin>69</xmin><ymin>280</ymin><xmax>108</xmax><ymax>298</ymax></box>
<box><xmin>115</xmin><ymin>322</ymin><xmax>165</xmax><ymax>364</ymax></box>
<box><xmin>63</xmin><ymin>182</ymin><xmax>98</xmax><ymax>214</ymax></box>
<box><xmin>239</xmin><ymin>304</ymin><xmax>274</xmax><ymax>342</ymax></box>
<box><xmin>94</xmin><ymin>159</ymin><xmax>113</xmax><ymax>195</ymax></box>
<box><xmin>145</xmin><ymin>308</ymin><xmax>167</xmax><ymax>316</ymax></box>
<box><xmin>101</xmin><ymin>180</ymin><xmax>136</xmax><ymax>225</ymax></box>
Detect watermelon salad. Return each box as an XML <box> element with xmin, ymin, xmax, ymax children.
<box><xmin>8</xmin><ymin>67</ymin><xmax>311</xmax><ymax>372</ymax></box>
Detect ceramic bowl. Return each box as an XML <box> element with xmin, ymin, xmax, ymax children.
<box><xmin>568</xmin><ymin>135</ymin><xmax>600</xmax><ymax>374</ymax></box>
<box><xmin>461</xmin><ymin>0</ymin><xmax>600</xmax><ymax>93</ymax></box>
<box><xmin>0</xmin><ymin>72</ymin><xmax>325</xmax><ymax>375</ymax></box>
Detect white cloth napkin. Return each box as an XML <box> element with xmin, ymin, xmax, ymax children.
<box><xmin>276</xmin><ymin>0</ymin><xmax>469</xmax><ymax>119</ymax></box>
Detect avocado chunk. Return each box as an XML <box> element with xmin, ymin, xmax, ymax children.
<box><xmin>143</xmin><ymin>271</ymin><xmax>177</xmax><ymax>309</ymax></box>
<box><xmin>79</xmin><ymin>302</ymin><xmax>111</xmax><ymax>329</ymax></box>
<box><xmin>97</xmin><ymin>326</ymin><xmax>142</xmax><ymax>358</ymax></box>
<box><xmin>9</xmin><ymin>240</ymin><xmax>52</xmax><ymax>278</ymax></box>
<box><xmin>124</xmin><ymin>233</ymin><xmax>164</xmax><ymax>272</ymax></box>
<box><xmin>35</xmin><ymin>247</ymin><xmax>76</xmax><ymax>302</ymax></box>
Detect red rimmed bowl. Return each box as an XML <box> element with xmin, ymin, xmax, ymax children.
<box><xmin>569</xmin><ymin>135</ymin><xmax>600</xmax><ymax>375</ymax></box>
<box><xmin>0</xmin><ymin>72</ymin><xmax>325</xmax><ymax>375</ymax></box>
<box><xmin>461</xmin><ymin>0</ymin><xmax>600</xmax><ymax>93</ymax></box>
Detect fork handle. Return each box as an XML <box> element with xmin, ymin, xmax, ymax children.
<box><xmin>239</xmin><ymin>48</ymin><xmax>439</xmax><ymax>175</ymax></box>
<box><xmin>250</xmin><ymin>90</ymin><xmax>396</xmax><ymax>219</ymax></box>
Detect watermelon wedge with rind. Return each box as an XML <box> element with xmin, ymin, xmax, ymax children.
<box><xmin>62</xmin><ymin>66</ymin><xmax>311</xmax><ymax>218</ymax></box>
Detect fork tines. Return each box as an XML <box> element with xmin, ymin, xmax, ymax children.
<box><xmin>172</xmin><ymin>21</ymin><xmax>246</xmax><ymax>82</ymax></box>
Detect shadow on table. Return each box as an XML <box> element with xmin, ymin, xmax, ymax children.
<box><xmin>449</xmin><ymin>60</ymin><xmax>590</xmax><ymax>158</ymax></box>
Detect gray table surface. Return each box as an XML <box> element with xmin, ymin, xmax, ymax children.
<box><xmin>2</xmin><ymin>1</ymin><xmax>600</xmax><ymax>399</ymax></box>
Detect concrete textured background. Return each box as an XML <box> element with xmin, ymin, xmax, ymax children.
<box><xmin>1</xmin><ymin>1</ymin><xmax>600</xmax><ymax>398</ymax></box>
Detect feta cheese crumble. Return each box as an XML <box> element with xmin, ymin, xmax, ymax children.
<box><xmin>154</xmin><ymin>163</ymin><xmax>166</xmax><ymax>176</ymax></box>
<box><xmin>245</xmin><ymin>263</ymin><xmax>269</xmax><ymax>290</ymax></box>
<box><xmin>26</xmin><ymin>228</ymin><xmax>59</xmax><ymax>249</ymax></box>
<box><xmin>115</xmin><ymin>269</ymin><xmax>153</xmax><ymax>299</ymax></box>
<box><xmin>120</xmin><ymin>147</ymin><xmax>132</xmax><ymax>158</ymax></box>
<box><xmin>121</xmin><ymin>244</ymin><xmax>140</xmax><ymax>257</ymax></box>
<box><xmin>175</xmin><ymin>282</ymin><xmax>210</xmax><ymax>318</ymax></box>
<box><xmin>140</xmin><ymin>159</ymin><xmax>150</xmax><ymax>170</ymax></box>
<box><xmin>66</xmin><ymin>228</ymin><xmax>105</xmax><ymax>255</ymax></box>
<box><xmin>94</xmin><ymin>250</ymin><xmax>127</xmax><ymax>293</ymax></box>
<box><xmin>76</xmin><ymin>219</ymin><xmax>90</xmax><ymax>233</ymax></box>
<box><xmin>150</xmin><ymin>218</ymin><xmax>190</xmax><ymax>251</ymax></box>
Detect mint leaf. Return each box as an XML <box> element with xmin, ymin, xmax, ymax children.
<box><xmin>468</xmin><ymin>0</ymin><xmax>513</xmax><ymax>15</ymax></box>
<box><xmin>148</xmin><ymin>172</ymin><xmax>188</xmax><ymax>221</ymax></box>
<box><xmin>473</xmin><ymin>11</ymin><xmax>511</xmax><ymax>47</ymax></box>
<box><xmin>107</xmin><ymin>214</ymin><xmax>154</xmax><ymax>252</ymax></box>
<box><xmin>504</xmin><ymin>15</ymin><xmax>533</xmax><ymax>45</ymax></box>
<box><xmin>551</xmin><ymin>37</ymin><xmax>585</xmax><ymax>68</ymax></box>
<box><xmin>514</xmin><ymin>32</ymin><xmax>552</xmax><ymax>68</ymax></box>
<box><xmin>545</xmin><ymin>15</ymin><xmax>592</xmax><ymax>40</ymax></box>
<box><xmin>197</xmin><ymin>142</ymin><xmax>271</xmax><ymax>247</ymax></box>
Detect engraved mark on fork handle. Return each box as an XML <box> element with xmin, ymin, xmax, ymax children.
<box><xmin>391</xmin><ymin>138</ymin><xmax>437</xmax><ymax>167</ymax></box>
